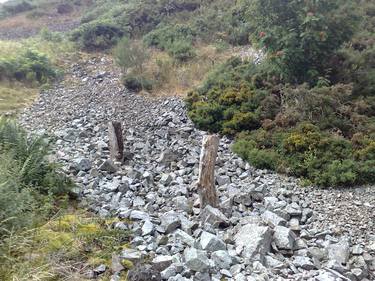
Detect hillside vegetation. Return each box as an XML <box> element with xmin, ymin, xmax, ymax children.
<box><xmin>69</xmin><ymin>0</ymin><xmax>374</xmax><ymax>187</ymax></box>
<box><xmin>186</xmin><ymin>0</ymin><xmax>375</xmax><ymax>187</ymax></box>
<box><xmin>2</xmin><ymin>0</ymin><xmax>373</xmax><ymax>187</ymax></box>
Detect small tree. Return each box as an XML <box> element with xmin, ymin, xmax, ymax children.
<box><xmin>247</xmin><ymin>0</ymin><xmax>359</xmax><ymax>84</ymax></box>
<box><xmin>114</xmin><ymin>37</ymin><xmax>150</xmax><ymax>75</ymax></box>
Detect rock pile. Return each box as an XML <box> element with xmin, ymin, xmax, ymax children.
<box><xmin>20</xmin><ymin>56</ymin><xmax>375</xmax><ymax>280</ymax></box>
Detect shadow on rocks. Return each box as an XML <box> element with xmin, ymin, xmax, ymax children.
<box><xmin>127</xmin><ymin>264</ymin><xmax>162</xmax><ymax>281</ymax></box>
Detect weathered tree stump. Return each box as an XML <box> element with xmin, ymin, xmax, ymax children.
<box><xmin>197</xmin><ymin>135</ymin><xmax>219</xmax><ymax>209</ymax></box>
<box><xmin>108</xmin><ymin>121</ymin><xmax>124</xmax><ymax>162</ymax></box>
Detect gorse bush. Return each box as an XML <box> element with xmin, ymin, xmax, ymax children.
<box><xmin>232</xmin><ymin>124</ymin><xmax>375</xmax><ymax>187</ymax></box>
<box><xmin>187</xmin><ymin>56</ymin><xmax>375</xmax><ymax>186</ymax></box>
<box><xmin>0</xmin><ymin>118</ymin><xmax>73</xmax><ymax>236</ymax></box>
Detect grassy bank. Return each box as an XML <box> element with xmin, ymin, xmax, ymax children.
<box><xmin>0</xmin><ymin>31</ymin><xmax>74</xmax><ymax>113</ymax></box>
<box><xmin>0</xmin><ymin>118</ymin><xmax>132</xmax><ymax>280</ymax></box>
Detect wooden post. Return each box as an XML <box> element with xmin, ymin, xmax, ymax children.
<box><xmin>108</xmin><ymin>121</ymin><xmax>124</xmax><ymax>162</ymax></box>
<box><xmin>197</xmin><ymin>135</ymin><xmax>219</xmax><ymax>209</ymax></box>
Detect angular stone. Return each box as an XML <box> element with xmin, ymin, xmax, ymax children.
<box><xmin>234</xmin><ymin>223</ymin><xmax>272</xmax><ymax>262</ymax></box>
<box><xmin>211</xmin><ymin>250</ymin><xmax>232</xmax><ymax>269</ymax></box>
<box><xmin>127</xmin><ymin>264</ymin><xmax>161</xmax><ymax>281</ymax></box>
<box><xmin>264</xmin><ymin>197</ymin><xmax>279</xmax><ymax>210</ymax></box>
<box><xmin>265</xmin><ymin>255</ymin><xmax>285</xmax><ymax>269</ymax></box>
<box><xmin>216</xmin><ymin>175</ymin><xmax>231</xmax><ymax>186</ymax></box>
<box><xmin>289</xmin><ymin>218</ymin><xmax>301</xmax><ymax>231</ymax></box>
<box><xmin>352</xmin><ymin>244</ymin><xmax>363</xmax><ymax>255</ymax></box>
<box><xmin>152</xmin><ymin>255</ymin><xmax>173</xmax><ymax>271</ymax></box>
<box><xmin>233</xmin><ymin>192</ymin><xmax>253</xmax><ymax>207</ymax></box>
<box><xmin>142</xmin><ymin>220</ymin><xmax>154</xmax><ymax>236</ymax></box>
<box><xmin>133</xmin><ymin>196</ymin><xmax>145</xmax><ymax>207</ymax></box>
<box><xmin>174</xmin><ymin>229</ymin><xmax>195</xmax><ymax>246</ymax></box>
<box><xmin>160</xmin><ymin>173</ymin><xmax>173</xmax><ymax>186</ymax></box>
<box><xmin>99</xmin><ymin>159</ymin><xmax>118</xmax><ymax>173</ymax></box>
<box><xmin>201</xmin><ymin>205</ymin><xmax>229</xmax><ymax>228</ymax></box>
<box><xmin>73</xmin><ymin>157</ymin><xmax>91</xmax><ymax>172</ymax></box>
<box><xmin>158</xmin><ymin>149</ymin><xmax>178</xmax><ymax>165</ymax></box>
<box><xmin>285</xmin><ymin>202</ymin><xmax>302</xmax><ymax>216</ymax></box>
<box><xmin>273</xmin><ymin>226</ymin><xmax>296</xmax><ymax>250</ymax></box>
<box><xmin>261</xmin><ymin>210</ymin><xmax>287</xmax><ymax>227</ymax></box>
<box><xmin>184</xmin><ymin>248</ymin><xmax>211</xmax><ymax>272</ymax></box>
<box><xmin>120</xmin><ymin>249</ymin><xmax>142</xmax><ymax>262</ymax></box>
<box><xmin>194</xmin><ymin>272</ymin><xmax>211</xmax><ymax>281</ymax></box>
<box><xmin>93</xmin><ymin>264</ymin><xmax>106</xmax><ymax>275</ymax></box>
<box><xmin>351</xmin><ymin>268</ymin><xmax>365</xmax><ymax>280</ymax></box>
<box><xmin>173</xmin><ymin>196</ymin><xmax>191</xmax><ymax>213</ymax></box>
<box><xmin>111</xmin><ymin>254</ymin><xmax>124</xmax><ymax>273</ymax></box>
<box><xmin>315</xmin><ymin>269</ymin><xmax>349</xmax><ymax>281</ymax></box>
<box><xmin>160</xmin><ymin>210</ymin><xmax>181</xmax><ymax>234</ymax></box>
<box><xmin>293</xmin><ymin>256</ymin><xmax>315</xmax><ymax>270</ymax></box>
<box><xmin>161</xmin><ymin>264</ymin><xmax>177</xmax><ymax>280</ymax></box>
<box><xmin>327</xmin><ymin>239</ymin><xmax>350</xmax><ymax>265</ymax></box>
<box><xmin>200</xmin><ymin>231</ymin><xmax>226</xmax><ymax>252</ymax></box>
<box><xmin>130</xmin><ymin>210</ymin><xmax>150</xmax><ymax>221</ymax></box>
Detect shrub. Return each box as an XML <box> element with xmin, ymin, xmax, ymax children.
<box><xmin>0</xmin><ymin>49</ymin><xmax>57</xmax><ymax>85</ymax></box>
<box><xmin>143</xmin><ymin>24</ymin><xmax>196</xmax><ymax>50</ymax></box>
<box><xmin>123</xmin><ymin>75</ymin><xmax>153</xmax><ymax>92</ymax></box>
<box><xmin>231</xmin><ymin>124</ymin><xmax>375</xmax><ymax>187</ymax></box>
<box><xmin>2</xmin><ymin>0</ymin><xmax>34</xmax><ymax>16</ymax></box>
<box><xmin>39</xmin><ymin>28</ymin><xmax>63</xmax><ymax>43</ymax></box>
<box><xmin>222</xmin><ymin>112</ymin><xmax>260</xmax><ymax>135</ymax></box>
<box><xmin>71</xmin><ymin>21</ymin><xmax>125</xmax><ymax>50</ymax></box>
<box><xmin>247</xmin><ymin>0</ymin><xmax>359</xmax><ymax>84</ymax></box>
<box><xmin>167</xmin><ymin>40</ymin><xmax>196</xmax><ymax>62</ymax></box>
<box><xmin>318</xmin><ymin>160</ymin><xmax>358</xmax><ymax>186</ymax></box>
<box><xmin>57</xmin><ymin>3</ymin><xmax>74</xmax><ymax>14</ymax></box>
<box><xmin>0</xmin><ymin>118</ymin><xmax>73</xmax><ymax>235</ymax></box>
<box><xmin>232</xmin><ymin>139</ymin><xmax>279</xmax><ymax>170</ymax></box>
<box><xmin>187</xmin><ymin>102</ymin><xmax>224</xmax><ymax>132</ymax></box>
<box><xmin>114</xmin><ymin>38</ymin><xmax>149</xmax><ymax>74</ymax></box>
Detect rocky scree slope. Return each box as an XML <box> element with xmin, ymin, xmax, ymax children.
<box><xmin>20</xmin><ymin>56</ymin><xmax>375</xmax><ymax>281</ymax></box>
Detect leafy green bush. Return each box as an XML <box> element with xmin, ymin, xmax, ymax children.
<box><xmin>1</xmin><ymin>0</ymin><xmax>34</xmax><ymax>16</ymax></box>
<box><xmin>143</xmin><ymin>24</ymin><xmax>196</xmax><ymax>62</ymax></box>
<box><xmin>71</xmin><ymin>21</ymin><xmax>125</xmax><ymax>50</ymax></box>
<box><xmin>114</xmin><ymin>37</ymin><xmax>149</xmax><ymax>74</ymax></box>
<box><xmin>187</xmin><ymin>54</ymin><xmax>375</xmax><ymax>187</ymax></box>
<box><xmin>123</xmin><ymin>75</ymin><xmax>153</xmax><ymax>92</ymax></box>
<box><xmin>77</xmin><ymin>0</ymin><xmax>201</xmax><ymax>39</ymax></box>
<box><xmin>143</xmin><ymin>24</ymin><xmax>196</xmax><ymax>50</ymax></box>
<box><xmin>232</xmin><ymin>124</ymin><xmax>375</xmax><ymax>187</ymax></box>
<box><xmin>247</xmin><ymin>0</ymin><xmax>359</xmax><ymax>84</ymax></box>
<box><xmin>0</xmin><ymin>118</ymin><xmax>73</xmax><ymax>235</ymax></box>
<box><xmin>167</xmin><ymin>40</ymin><xmax>196</xmax><ymax>62</ymax></box>
<box><xmin>39</xmin><ymin>27</ymin><xmax>63</xmax><ymax>43</ymax></box>
<box><xmin>0</xmin><ymin>49</ymin><xmax>57</xmax><ymax>84</ymax></box>
<box><xmin>232</xmin><ymin>139</ymin><xmax>279</xmax><ymax>170</ymax></box>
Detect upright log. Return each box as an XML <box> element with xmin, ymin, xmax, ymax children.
<box><xmin>197</xmin><ymin>135</ymin><xmax>219</xmax><ymax>209</ymax></box>
<box><xmin>108</xmin><ymin>121</ymin><xmax>124</xmax><ymax>162</ymax></box>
